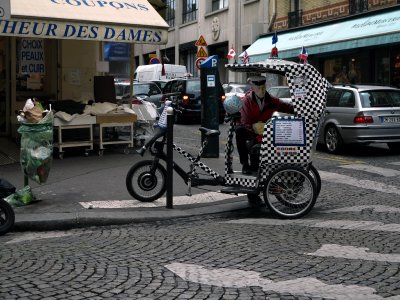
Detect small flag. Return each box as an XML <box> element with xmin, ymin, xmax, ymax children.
<box><xmin>240</xmin><ymin>50</ymin><xmax>249</xmax><ymax>64</ymax></box>
<box><xmin>272</xmin><ymin>31</ymin><xmax>278</xmax><ymax>45</ymax></box>
<box><xmin>227</xmin><ymin>47</ymin><xmax>236</xmax><ymax>59</ymax></box>
<box><xmin>298</xmin><ymin>46</ymin><xmax>308</xmax><ymax>62</ymax></box>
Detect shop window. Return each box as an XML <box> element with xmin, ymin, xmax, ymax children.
<box><xmin>375</xmin><ymin>48</ymin><xmax>390</xmax><ymax>86</ymax></box>
<box><xmin>349</xmin><ymin>0</ymin><xmax>368</xmax><ymax>14</ymax></box>
<box><xmin>212</xmin><ymin>0</ymin><xmax>228</xmax><ymax>11</ymax></box>
<box><xmin>16</xmin><ymin>38</ymin><xmax>46</xmax><ymax>92</ymax></box>
<box><xmin>182</xmin><ymin>0</ymin><xmax>197</xmax><ymax>24</ymax></box>
<box><xmin>392</xmin><ymin>52</ymin><xmax>400</xmax><ymax>88</ymax></box>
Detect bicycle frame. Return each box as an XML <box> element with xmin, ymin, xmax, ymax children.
<box><xmin>149</xmin><ymin>131</ymin><xmax>225</xmax><ymax>188</ymax></box>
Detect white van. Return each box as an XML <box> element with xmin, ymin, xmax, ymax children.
<box><xmin>134</xmin><ymin>64</ymin><xmax>187</xmax><ymax>81</ymax></box>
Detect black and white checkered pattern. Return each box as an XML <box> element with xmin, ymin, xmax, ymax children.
<box><xmin>173</xmin><ymin>144</ymin><xmax>221</xmax><ymax>179</ymax></box>
<box><xmin>225</xmin><ymin>59</ymin><xmax>329</xmax><ymax>188</ymax></box>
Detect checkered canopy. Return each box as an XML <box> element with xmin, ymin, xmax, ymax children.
<box><xmin>225</xmin><ymin>59</ymin><xmax>329</xmax><ymax>187</ymax></box>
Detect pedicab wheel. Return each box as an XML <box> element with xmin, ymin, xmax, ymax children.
<box><xmin>126</xmin><ymin>160</ymin><xmax>167</xmax><ymax>202</ymax></box>
<box><xmin>0</xmin><ymin>199</ymin><xmax>15</xmax><ymax>236</ymax></box>
<box><xmin>263</xmin><ymin>166</ymin><xmax>317</xmax><ymax>219</ymax></box>
<box><xmin>308</xmin><ymin>164</ymin><xmax>321</xmax><ymax>198</ymax></box>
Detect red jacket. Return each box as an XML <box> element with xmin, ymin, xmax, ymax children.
<box><xmin>240</xmin><ymin>90</ymin><xmax>294</xmax><ymax>136</ymax></box>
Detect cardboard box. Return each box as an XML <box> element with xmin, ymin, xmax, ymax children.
<box><xmin>96</xmin><ymin>113</ymin><xmax>137</xmax><ymax>124</ymax></box>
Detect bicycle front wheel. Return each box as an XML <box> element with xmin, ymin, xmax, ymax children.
<box><xmin>126</xmin><ymin>160</ymin><xmax>167</xmax><ymax>202</ymax></box>
<box><xmin>263</xmin><ymin>166</ymin><xmax>317</xmax><ymax>219</ymax></box>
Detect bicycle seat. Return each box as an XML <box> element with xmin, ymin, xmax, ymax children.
<box><xmin>199</xmin><ymin>127</ymin><xmax>220</xmax><ymax>137</ymax></box>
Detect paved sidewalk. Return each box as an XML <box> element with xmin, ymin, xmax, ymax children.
<box><xmin>1</xmin><ymin>145</ymin><xmax>250</xmax><ymax>232</ymax></box>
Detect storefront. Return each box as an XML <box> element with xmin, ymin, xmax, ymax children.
<box><xmin>0</xmin><ymin>0</ymin><xmax>169</xmax><ymax>138</ymax></box>
<box><xmin>244</xmin><ymin>6</ymin><xmax>400</xmax><ymax>88</ymax></box>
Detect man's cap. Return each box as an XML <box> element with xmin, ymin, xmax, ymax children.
<box><xmin>248</xmin><ymin>75</ymin><xmax>266</xmax><ymax>86</ymax></box>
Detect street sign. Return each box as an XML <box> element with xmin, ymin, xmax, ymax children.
<box><xmin>195</xmin><ymin>58</ymin><xmax>205</xmax><ymax>70</ymax></box>
<box><xmin>195</xmin><ymin>35</ymin><xmax>207</xmax><ymax>47</ymax></box>
<box><xmin>149</xmin><ymin>57</ymin><xmax>160</xmax><ymax>64</ymax></box>
<box><xmin>196</xmin><ymin>46</ymin><xmax>208</xmax><ymax>58</ymax></box>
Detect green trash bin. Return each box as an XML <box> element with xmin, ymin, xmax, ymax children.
<box><xmin>18</xmin><ymin>111</ymin><xmax>54</xmax><ymax>184</ymax></box>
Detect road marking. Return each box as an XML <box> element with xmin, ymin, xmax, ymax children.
<box><xmin>322</xmin><ymin>205</ymin><xmax>400</xmax><ymax>214</ymax></box>
<box><xmin>320</xmin><ymin>170</ymin><xmax>400</xmax><ymax>195</ymax></box>
<box><xmin>225</xmin><ymin>219</ymin><xmax>400</xmax><ymax>233</ymax></box>
<box><xmin>314</xmin><ymin>154</ymin><xmax>364</xmax><ymax>164</ymax></box>
<box><xmin>79</xmin><ymin>192</ymin><xmax>245</xmax><ymax>209</ymax></box>
<box><xmin>5</xmin><ymin>230</ymin><xmax>91</xmax><ymax>244</ymax></box>
<box><xmin>165</xmin><ymin>263</ymin><xmax>392</xmax><ymax>300</ymax></box>
<box><xmin>306</xmin><ymin>244</ymin><xmax>400</xmax><ymax>263</ymax></box>
<box><xmin>339</xmin><ymin>164</ymin><xmax>400</xmax><ymax>177</ymax></box>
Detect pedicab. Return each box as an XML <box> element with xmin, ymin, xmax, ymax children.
<box><xmin>126</xmin><ymin>58</ymin><xmax>329</xmax><ymax>219</ymax></box>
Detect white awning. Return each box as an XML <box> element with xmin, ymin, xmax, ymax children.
<box><xmin>244</xmin><ymin>9</ymin><xmax>400</xmax><ymax>62</ymax></box>
<box><xmin>0</xmin><ymin>0</ymin><xmax>169</xmax><ymax>44</ymax></box>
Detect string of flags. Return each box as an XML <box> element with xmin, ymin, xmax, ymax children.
<box><xmin>240</xmin><ymin>50</ymin><xmax>249</xmax><ymax>64</ymax></box>
<box><xmin>271</xmin><ymin>31</ymin><xmax>278</xmax><ymax>58</ymax></box>
<box><xmin>227</xmin><ymin>46</ymin><xmax>236</xmax><ymax>59</ymax></box>
<box><xmin>298</xmin><ymin>46</ymin><xmax>308</xmax><ymax>64</ymax></box>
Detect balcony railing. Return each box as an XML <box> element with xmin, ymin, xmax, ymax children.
<box><xmin>288</xmin><ymin>10</ymin><xmax>302</xmax><ymax>28</ymax></box>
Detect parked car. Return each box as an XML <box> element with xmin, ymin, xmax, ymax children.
<box><xmin>267</xmin><ymin>85</ymin><xmax>292</xmax><ymax>104</ymax></box>
<box><xmin>162</xmin><ymin>77</ymin><xmax>225</xmax><ymax>123</ymax></box>
<box><xmin>115</xmin><ymin>81</ymin><xmax>164</xmax><ymax>109</ymax></box>
<box><xmin>318</xmin><ymin>84</ymin><xmax>400</xmax><ymax>154</ymax></box>
<box><xmin>223</xmin><ymin>83</ymin><xmax>251</xmax><ymax>98</ymax></box>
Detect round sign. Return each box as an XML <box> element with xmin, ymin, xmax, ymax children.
<box><xmin>149</xmin><ymin>57</ymin><xmax>160</xmax><ymax>64</ymax></box>
<box><xmin>195</xmin><ymin>58</ymin><xmax>206</xmax><ymax>70</ymax></box>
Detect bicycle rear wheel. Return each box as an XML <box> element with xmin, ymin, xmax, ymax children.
<box><xmin>308</xmin><ymin>164</ymin><xmax>321</xmax><ymax>198</ymax></box>
<box><xmin>126</xmin><ymin>160</ymin><xmax>167</xmax><ymax>202</ymax></box>
<box><xmin>263</xmin><ymin>166</ymin><xmax>317</xmax><ymax>219</ymax></box>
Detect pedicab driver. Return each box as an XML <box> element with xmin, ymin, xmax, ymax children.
<box><xmin>236</xmin><ymin>75</ymin><xmax>294</xmax><ymax>175</ymax></box>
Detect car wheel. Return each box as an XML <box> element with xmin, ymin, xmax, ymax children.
<box><xmin>388</xmin><ymin>142</ymin><xmax>400</xmax><ymax>153</ymax></box>
<box><xmin>324</xmin><ymin>125</ymin><xmax>343</xmax><ymax>154</ymax></box>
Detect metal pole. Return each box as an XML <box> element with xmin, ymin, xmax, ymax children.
<box><xmin>166</xmin><ymin>106</ymin><xmax>174</xmax><ymax>209</ymax></box>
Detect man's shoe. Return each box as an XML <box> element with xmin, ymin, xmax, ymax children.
<box><xmin>242</xmin><ymin>163</ymin><xmax>252</xmax><ymax>175</ymax></box>
<box><xmin>247</xmin><ymin>194</ymin><xmax>265</xmax><ymax>208</ymax></box>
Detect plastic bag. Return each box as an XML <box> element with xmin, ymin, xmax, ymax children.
<box><xmin>4</xmin><ymin>185</ymin><xmax>35</xmax><ymax>207</ymax></box>
<box><xmin>18</xmin><ymin>111</ymin><xmax>54</xmax><ymax>184</ymax></box>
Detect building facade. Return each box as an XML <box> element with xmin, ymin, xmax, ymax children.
<box><xmin>131</xmin><ymin>0</ymin><xmax>400</xmax><ymax>87</ymax></box>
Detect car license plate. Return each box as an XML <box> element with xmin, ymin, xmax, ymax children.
<box><xmin>382</xmin><ymin>116</ymin><xmax>400</xmax><ymax>123</ymax></box>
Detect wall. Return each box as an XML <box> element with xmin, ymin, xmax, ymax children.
<box><xmin>60</xmin><ymin>40</ymin><xmax>99</xmax><ymax>102</ymax></box>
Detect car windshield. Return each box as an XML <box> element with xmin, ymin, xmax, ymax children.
<box><xmin>186</xmin><ymin>80</ymin><xmax>201</xmax><ymax>93</ymax></box>
<box><xmin>115</xmin><ymin>85</ymin><xmax>129</xmax><ymax>97</ymax></box>
<box><xmin>268</xmin><ymin>87</ymin><xmax>290</xmax><ymax>98</ymax></box>
<box><xmin>360</xmin><ymin>90</ymin><xmax>400</xmax><ymax>108</ymax></box>
<box><xmin>133</xmin><ymin>83</ymin><xmax>161</xmax><ymax>96</ymax></box>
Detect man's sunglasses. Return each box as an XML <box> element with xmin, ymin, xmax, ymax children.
<box><xmin>251</xmin><ymin>80</ymin><xmax>266</xmax><ymax>86</ymax></box>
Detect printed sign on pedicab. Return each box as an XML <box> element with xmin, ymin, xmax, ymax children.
<box><xmin>273</xmin><ymin>118</ymin><xmax>306</xmax><ymax>147</ymax></box>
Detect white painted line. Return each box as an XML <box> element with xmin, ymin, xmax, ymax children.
<box><xmin>79</xmin><ymin>192</ymin><xmax>245</xmax><ymax>209</ymax></box>
<box><xmin>320</xmin><ymin>170</ymin><xmax>400</xmax><ymax>195</ymax></box>
<box><xmin>165</xmin><ymin>262</ymin><xmax>388</xmax><ymax>300</ymax></box>
<box><xmin>225</xmin><ymin>218</ymin><xmax>400</xmax><ymax>233</ymax></box>
<box><xmin>306</xmin><ymin>244</ymin><xmax>400</xmax><ymax>263</ymax></box>
<box><xmin>6</xmin><ymin>230</ymin><xmax>91</xmax><ymax>244</ymax></box>
<box><xmin>339</xmin><ymin>164</ymin><xmax>400</xmax><ymax>177</ymax></box>
<box><xmin>322</xmin><ymin>205</ymin><xmax>400</xmax><ymax>214</ymax></box>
